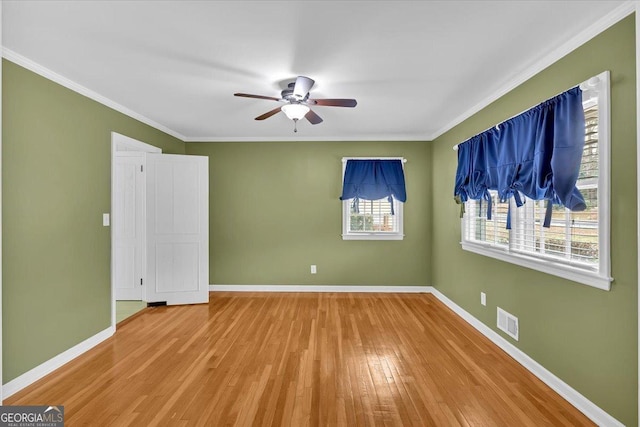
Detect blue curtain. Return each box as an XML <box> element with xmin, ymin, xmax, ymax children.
<box><xmin>340</xmin><ymin>159</ymin><xmax>406</xmax><ymax>214</ymax></box>
<box><xmin>454</xmin><ymin>86</ymin><xmax>586</xmax><ymax>227</ymax></box>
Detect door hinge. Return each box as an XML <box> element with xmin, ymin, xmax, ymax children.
<box><xmin>140</xmin><ymin>165</ymin><xmax>144</xmax><ymax>172</ymax></box>
<box><xmin>140</xmin><ymin>278</ymin><xmax>143</xmax><ymax>286</ymax></box>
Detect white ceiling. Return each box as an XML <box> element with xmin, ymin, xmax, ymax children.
<box><xmin>2</xmin><ymin>1</ymin><xmax>629</xmax><ymax>142</ymax></box>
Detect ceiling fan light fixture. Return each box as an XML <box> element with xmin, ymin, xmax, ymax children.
<box><xmin>281</xmin><ymin>103</ymin><xmax>310</xmax><ymax>121</ymax></box>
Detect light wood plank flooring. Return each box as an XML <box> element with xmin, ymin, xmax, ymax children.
<box><xmin>6</xmin><ymin>292</ymin><xmax>594</xmax><ymax>426</ymax></box>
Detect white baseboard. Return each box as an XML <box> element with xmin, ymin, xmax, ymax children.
<box><xmin>428</xmin><ymin>287</ymin><xmax>623</xmax><ymax>427</ymax></box>
<box><xmin>210</xmin><ymin>284</ymin><xmax>432</xmax><ymax>293</ymax></box>
<box><xmin>2</xmin><ymin>326</ymin><xmax>115</xmax><ymax>400</ymax></box>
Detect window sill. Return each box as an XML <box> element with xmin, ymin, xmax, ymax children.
<box><xmin>343</xmin><ymin>233</ymin><xmax>404</xmax><ymax>241</ymax></box>
<box><xmin>460</xmin><ymin>241</ymin><xmax>612</xmax><ymax>291</ymax></box>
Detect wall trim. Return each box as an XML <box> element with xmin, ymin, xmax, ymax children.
<box><xmin>3</xmin><ymin>2</ymin><xmax>632</xmax><ymax>146</ymax></box>
<box><xmin>429</xmin><ymin>0</ymin><xmax>637</xmax><ymax>140</ymax></box>
<box><xmin>428</xmin><ymin>287</ymin><xmax>624</xmax><ymax>427</ymax></box>
<box><xmin>210</xmin><ymin>284</ymin><xmax>431</xmax><ymax>293</ymax></box>
<box><xmin>2</xmin><ymin>326</ymin><xmax>115</xmax><ymax>399</ymax></box>
<box><xmin>1</xmin><ymin>48</ymin><xmax>186</xmax><ymax>141</ymax></box>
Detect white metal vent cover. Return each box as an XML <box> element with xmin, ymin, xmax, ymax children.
<box><xmin>497</xmin><ymin>307</ymin><xmax>519</xmax><ymax>341</ymax></box>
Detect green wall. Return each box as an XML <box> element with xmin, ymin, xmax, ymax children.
<box><xmin>2</xmin><ymin>60</ymin><xmax>184</xmax><ymax>383</ymax></box>
<box><xmin>185</xmin><ymin>141</ymin><xmax>431</xmax><ymax>287</ymax></box>
<box><xmin>430</xmin><ymin>15</ymin><xmax>637</xmax><ymax>426</ymax></box>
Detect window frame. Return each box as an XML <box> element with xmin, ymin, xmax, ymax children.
<box><xmin>341</xmin><ymin>157</ymin><xmax>405</xmax><ymax>241</ymax></box>
<box><xmin>460</xmin><ymin>71</ymin><xmax>612</xmax><ymax>290</ymax></box>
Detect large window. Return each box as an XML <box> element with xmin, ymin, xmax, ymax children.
<box><xmin>461</xmin><ymin>72</ymin><xmax>611</xmax><ymax>290</ymax></box>
<box><xmin>341</xmin><ymin>157</ymin><xmax>405</xmax><ymax>240</ymax></box>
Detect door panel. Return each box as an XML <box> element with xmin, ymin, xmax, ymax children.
<box><xmin>156</xmin><ymin>243</ymin><xmax>199</xmax><ymax>292</ymax></box>
<box><xmin>146</xmin><ymin>153</ymin><xmax>209</xmax><ymax>305</ymax></box>
<box><xmin>115</xmin><ymin>245</ymin><xmax>136</xmax><ymax>296</ymax></box>
<box><xmin>114</xmin><ymin>154</ymin><xmax>144</xmax><ymax>300</ymax></box>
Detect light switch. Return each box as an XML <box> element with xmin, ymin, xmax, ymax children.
<box><xmin>103</xmin><ymin>213</ymin><xmax>110</xmax><ymax>227</ymax></box>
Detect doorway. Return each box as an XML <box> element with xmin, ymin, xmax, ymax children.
<box><xmin>110</xmin><ymin>133</ymin><xmax>161</xmax><ymax>327</ymax></box>
<box><xmin>110</xmin><ymin>132</ymin><xmax>210</xmax><ymax>328</ymax></box>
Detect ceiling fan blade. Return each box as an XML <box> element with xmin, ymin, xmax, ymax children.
<box><xmin>308</xmin><ymin>98</ymin><xmax>357</xmax><ymax>107</ymax></box>
<box><xmin>305</xmin><ymin>109</ymin><xmax>323</xmax><ymax>125</ymax></box>
<box><xmin>234</xmin><ymin>93</ymin><xmax>281</xmax><ymax>102</ymax></box>
<box><xmin>293</xmin><ymin>76</ymin><xmax>315</xmax><ymax>99</ymax></box>
<box><xmin>255</xmin><ymin>106</ymin><xmax>282</xmax><ymax>120</ymax></box>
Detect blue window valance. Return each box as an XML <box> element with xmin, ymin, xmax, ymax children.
<box><xmin>454</xmin><ymin>86</ymin><xmax>586</xmax><ymax>227</ymax></box>
<box><xmin>341</xmin><ymin>159</ymin><xmax>407</xmax><ymax>213</ymax></box>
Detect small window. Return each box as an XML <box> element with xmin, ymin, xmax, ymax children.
<box><xmin>341</xmin><ymin>157</ymin><xmax>405</xmax><ymax>240</ymax></box>
<box><xmin>461</xmin><ymin>72</ymin><xmax>611</xmax><ymax>290</ymax></box>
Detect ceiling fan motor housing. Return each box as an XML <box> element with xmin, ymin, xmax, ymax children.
<box><xmin>281</xmin><ymin>84</ymin><xmax>308</xmax><ymax>102</ymax></box>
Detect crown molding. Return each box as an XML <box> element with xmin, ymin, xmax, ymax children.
<box><xmin>1</xmin><ymin>48</ymin><xmax>187</xmax><ymax>141</ymax></box>
<box><xmin>184</xmin><ymin>135</ymin><xmax>430</xmax><ymax>143</ymax></box>
<box><xmin>0</xmin><ymin>48</ymin><xmax>430</xmax><ymax>143</ymax></box>
<box><xmin>428</xmin><ymin>0</ymin><xmax>637</xmax><ymax>141</ymax></box>
<box><xmin>2</xmin><ymin>0</ymin><xmax>634</xmax><ymax>144</ymax></box>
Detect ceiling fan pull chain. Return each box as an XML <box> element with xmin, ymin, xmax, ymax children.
<box><xmin>293</xmin><ymin>119</ymin><xmax>298</xmax><ymax>133</ymax></box>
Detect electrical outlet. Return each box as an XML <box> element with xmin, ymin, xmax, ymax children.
<box><xmin>310</xmin><ymin>265</ymin><xmax>317</xmax><ymax>274</ymax></box>
<box><xmin>480</xmin><ymin>292</ymin><xmax>486</xmax><ymax>306</ymax></box>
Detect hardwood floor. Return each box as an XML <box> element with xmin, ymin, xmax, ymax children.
<box><xmin>6</xmin><ymin>292</ymin><xmax>594</xmax><ymax>426</ymax></box>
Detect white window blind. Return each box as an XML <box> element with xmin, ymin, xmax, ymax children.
<box><xmin>348</xmin><ymin>198</ymin><xmax>399</xmax><ymax>233</ymax></box>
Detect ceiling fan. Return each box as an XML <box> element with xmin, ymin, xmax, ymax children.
<box><xmin>234</xmin><ymin>76</ymin><xmax>357</xmax><ymax>132</ymax></box>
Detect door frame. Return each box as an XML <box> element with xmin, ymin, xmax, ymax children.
<box><xmin>110</xmin><ymin>132</ymin><xmax>161</xmax><ymax>329</ymax></box>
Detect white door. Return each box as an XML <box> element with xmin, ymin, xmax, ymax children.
<box><xmin>114</xmin><ymin>153</ymin><xmax>145</xmax><ymax>300</ymax></box>
<box><xmin>146</xmin><ymin>153</ymin><xmax>209</xmax><ymax>305</ymax></box>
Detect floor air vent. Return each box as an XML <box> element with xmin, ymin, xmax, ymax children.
<box><xmin>147</xmin><ymin>301</ymin><xmax>167</xmax><ymax>307</ymax></box>
<box><xmin>497</xmin><ymin>307</ymin><xmax>519</xmax><ymax>341</ymax></box>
